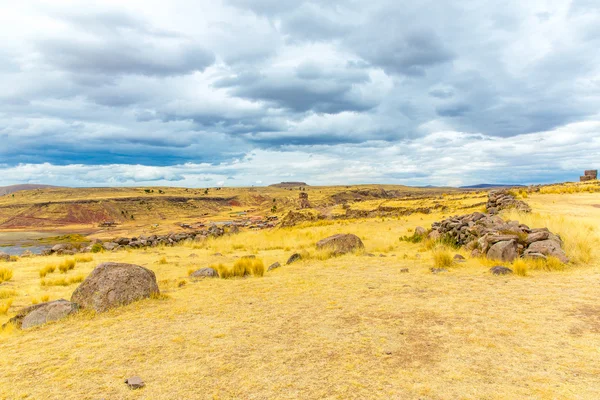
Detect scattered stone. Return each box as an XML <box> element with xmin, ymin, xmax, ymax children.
<box><xmin>487</xmin><ymin>240</ymin><xmax>518</xmax><ymax>262</ymax></box>
<box><xmin>489</xmin><ymin>266</ymin><xmax>513</xmax><ymax>275</ymax></box>
<box><xmin>190</xmin><ymin>267</ymin><xmax>219</xmax><ymax>278</ymax></box>
<box><xmin>286</xmin><ymin>253</ymin><xmax>302</xmax><ymax>265</ymax></box>
<box><xmin>71</xmin><ymin>262</ymin><xmax>160</xmax><ymax>313</ymax></box>
<box><xmin>366</xmin><ymin>253</ymin><xmax>376</xmax><ymax>257</ymax></box>
<box><xmin>399</xmin><ymin>268</ymin><xmax>409</xmax><ymax>273</ymax></box>
<box><xmin>379</xmin><ymin>254</ymin><xmax>386</xmax><ymax>257</ymax></box>
<box><xmin>453</xmin><ymin>254</ymin><xmax>466</xmax><ymax>262</ymax></box>
<box><xmin>267</xmin><ymin>262</ymin><xmax>281</xmax><ymax>271</ymax></box>
<box><xmin>430</xmin><ymin>268</ymin><xmax>448</xmax><ymax>274</ymax></box>
<box><xmin>316</xmin><ymin>234</ymin><xmax>364</xmax><ymax>255</ymax></box>
<box><xmin>188</xmin><ymin>253</ymin><xmax>198</xmax><ymax>258</ymax></box>
<box><xmin>102</xmin><ymin>242</ymin><xmax>119</xmax><ymax>251</ymax></box>
<box><xmin>212</xmin><ymin>253</ymin><xmax>223</xmax><ymax>257</ymax></box>
<box><xmin>4</xmin><ymin>299</ymin><xmax>78</xmax><ymax>330</ymax></box>
<box><xmin>125</xmin><ymin>376</ymin><xmax>145</xmax><ymax>390</ymax></box>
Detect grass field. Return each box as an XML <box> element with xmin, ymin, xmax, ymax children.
<box><xmin>0</xmin><ymin>187</ymin><xmax>599</xmax><ymax>399</ymax></box>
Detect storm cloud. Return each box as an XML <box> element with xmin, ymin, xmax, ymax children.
<box><xmin>1</xmin><ymin>0</ymin><xmax>599</xmax><ymax>187</ymax></box>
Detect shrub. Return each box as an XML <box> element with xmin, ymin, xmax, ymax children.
<box><xmin>250</xmin><ymin>259</ymin><xmax>265</xmax><ymax>277</ymax></box>
<box><xmin>0</xmin><ymin>267</ymin><xmax>13</xmax><ymax>283</ymax></box>
<box><xmin>91</xmin><ymin>243</ymin><xmax>103</xmax><ymax>253</ymax></box>
<box><xmin>41</xmin><ymin>294</ymin><xmax>50</xmax><ymax>302</ymax></box>
<box><xmin>157</xmin><ymin>256</ymin><xmax>168</xmax><ymax>265</ymax></box>
<box><xmin>75</xmin><ymin>255</ymin><xmax>93</xmax><ymax>263</ymax></box>
<box><xmin>0</xmin><ymin>289</ymin><xmax>16</xmax><ymax>299</ymax></box>
<box><xmin>432</xmin><ymin>247</ymin><xmax>454</xmax><ymax>269</ymax></box>
<box><xmin>39</xmin><ymin>264</ymin><xmax>57</xmax><ymax>278</ymax></box>
<box><xmin>58</xmin><ymin>259</ymin><xmax>76</xmax><ymax>273</ymax></box>
<box><xmin>232</xmin><ymin>258</ymin><xmax>252</xmax><ymax>277</ymax></box>
<box><xmin>0</xmin><ymin>299</ymin><xmax>12</xmax><ymax>315</ymax></box>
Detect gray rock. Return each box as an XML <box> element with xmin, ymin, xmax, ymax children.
<box><xmin>525</xmin><ymin>231</ymin><xmax>549</xmax><ymax>244</ymax></box>
<box><xmin>414</xmin><ymin>226</ymin><xmax>427</xmax><ymax>236</ymax></box>
<box><xmin>20</xmin><ymin>250</ymin><xmax>33</xmax><ymax>257</ymax></box>
<box><xmin>5</xmin><ymin>299</ymin><xmax>79</xmax><ymax>330</ymax></box>
<box><xmin>286</xmin><ymin>253</ymin><xmax>302</xmax><ymax>265</ymax></box>
<box><xmin>430</xmin><ymin>268</ymin><xmax>448</xmax><ymax>274</ymax></box>
<box><xmin>125</xmin><ymin>376</ymin><xmax>145</xmax><ymax>389</ymax></box>
<box><xmin>524</xmin><ymin>240</ymin><xmax>569</xmax><ymax>263</ymax></box>
<box><xmin>190</xmin><ymin>267</ymin><xmax>219</xmax><ymax>278</ymax></box>
<box><xmin>487</xmin><ymin>240</ymin><xmax>518</xmax><ymax>262</ymax></box>
<box><xmin>71</xmin><ymin>262</ymin><xmax>160</xmax><ymax>313</ymax></box>
<box><xmin>0</xmin><ymin>252</ymin><xmax>10</xmax><ymax>262</ymax></box>
<box><xmin>453</xmin><ymin>254</ymin><xmax>466</xmax><ymax>262</ymax></box>
<box><xmin>102</xmin><ymin>242</ymin><xmax>118</xmax><ymax>251</ymax></box>
<box><xmin>316</xmin><ymin>234</ymin><xmax>364</xmax><ymax>255</ymax></box>
<box><xmin>267</xmin><ymin>262</ymin><xmax>281</xmax><ymax>271</ymax></box>
<box><xmin>523</xmin><ymin>252</ymin><xmax>547</xmax><ymax>261</ymax></box>
<box><xmin>490</xmin><ymin>266</ymin><xmax>513</xmax><ymax>275</ymax></box>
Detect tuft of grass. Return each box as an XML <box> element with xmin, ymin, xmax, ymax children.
<box><xmin>75</xmin><ymin>255</ymin><xmax>93</xmax><ymax>263</ymax></box>
<box><xmin>58</xmin><ymin>259</ymin><xmax>76</xmax><ymax>273</ymax></box>
<box><xmin>91</xmin><ymin>243</ymin><xmax>103</xmax><ymax>253</ymax></box>
<box><xmin>512</xmin><ymin>259</ymin><xmax>528</xmax><ymax>276</ymax></box>
<box><xmin>41</xmin><ymin>294</ymin><xmax>50</xmax><ymax>302</ymax></box>
<box><xmin>216</xmin><ymin>258</ymin><xmax>266</xmax><ymax>279</ymax></box>
<box><xmin>0</xmin><ymin>299</ymin><xmax>13</xmax><ymax>315</ymax></box>
<box><xmin>0</xmin><ymin>267</ymin><xmax>13</xmax><ymax>283</ymax></box>
<box><xmin>0</xmin><ymin>289</ymin><xmax>17</xmax><ymax>299</ymax></box>
<box><xmin>233</xmin><ymin>258</ymin><xmax>252</xmax><ymax>277</ymax></box>
<box><xmin>41</xmin><ymin>275</ymin><xmax>84</xmax><ymax>287</ymax></box>
<box><xmin>39</xmin><ymin>264</ymin><xmax>57</xmax><ymax>278</ymax></box>
<box><xmin>432</xmin><ymin>246</ymin><xmax>454</xmax><ymax>269</ymax></box>
<box><xmin>250</xmin><ymin>259</ymin><xmax>265</xmax><ymax>277</ymax></box>
<box><xmin>158</xmin><ymin>256</ymin><xmax>168</xmax><ymax>265</ymax></box>
<box><xmin>9</xmin><ymin>256</ymin><xmax>19</xmax><ymax>262</ymax></box>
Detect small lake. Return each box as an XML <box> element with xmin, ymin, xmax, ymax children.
<box><xmin>0</xmin><ymin>231</ymin><xmax>85</xmax><ymax>255</ymax></box>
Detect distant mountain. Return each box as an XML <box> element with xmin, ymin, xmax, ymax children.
<box><xmin>269</xmin><ymin>182</ymin><xmax>309</xmax><ymax>188</ymax></box>
<box><xmin>0</xmin><ymin>184</ymin><xmax>61</xmax><ymax>196</ymax></box>
<box><xmin>459</xmin><ymin>183</ymin><xmax>525</xmax><ymax>189</ymax></box>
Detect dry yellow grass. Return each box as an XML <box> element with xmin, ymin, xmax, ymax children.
<box><xmin>0</xmin><ymin>267</ymin><xmax>13</xmax><ymax>283</ymax></box>
<box><xmin>0</xmin><ymin>189</ymin><xmax>599</xmax><ymax>398</ymax></box>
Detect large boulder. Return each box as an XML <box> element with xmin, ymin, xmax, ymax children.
<box><xmin>524</xmin><ymin>240</ymin><xmax>569</xmax><ymax>263</ymax></box>
<box><xmin>316</xmin><ymin>234</ymin><xmax>364</xmax><ymax>255</ymax></box>
<box><xmin>5</xmin><ymin>299</ymin><xmax>79</xmax><ymax>329</ymax></box>
<box><xmin>71</xmin><ymin>262</ymin><xmax>160</xmax><ymax>312</ymax></box>
<box><xmin>487</xmin><ymin>240</ymin><xmax>518</xmax><ymax>262</ymax></box>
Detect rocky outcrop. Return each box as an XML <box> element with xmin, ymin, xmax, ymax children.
<box><xmin>316</xmin><ymin>234</ymin><xmax>364</xmax><ymax>255</ymax></box>
<box><xmin>486</xmin><ymin>190</ymin><xmax>531</xmax><ymax>214</ymax></box>
<box><xmin>299</xmin><ymin>192</ymin><xmax>311</xmax><ymax>209</ymax></box>
<box><xmin>280</xmin><ymin>211</ymin><xmax>322</xmax><ymax>227</ymax></box>
<box><xmin>71</xmin><ymin>262</ymin><xmax>160</xmax><ymax>312</ymax></box>
<box><xmin>428</xmin><ymin>212</ymin><xmax>569</xmax><ymax>264</ymax></box>
<box><xmin>4</xmin><ymin>299</ymin><xmax>79</xmax><ymax>329</ymax></box>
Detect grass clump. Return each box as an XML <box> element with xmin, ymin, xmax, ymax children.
<box><xmin>0</xmin><ymin>299</ymin><xmax>13</xmax><ymax>315</ymax></box>
<box><xmin>75</xmin><ymin>255</ymin><xmax>93</xmax><ymax>263</ymax></box>
<box><xmin>512</xmin><ymin>260</ymin><xmax>528</xmax><ymax>276</ymax></box>
<box><xmin>0</xmin><ymin>289</ymin><xmax>17</xmax><ymax>299</ymax></box>
<box><xmin>432</xmin><ymin>246</ymin><xmax>454</xmax><ymax>269</ymax></box>
<box><xmin>158</xmin><ymin>256</ymin><xmax>168</xmax><ymax>265</ymax></box>
<box><xmin>41</xmin><ymin>275</ymin><xmax>84</xmax><ymax>287</ymax></box>
<box><xmin>90</xmin><ymin>243</ymin><xmax>103</xmax><ymax>253</ymax></box>
<box><xmin>39</xmin><ymin>264</ymin><xmax>57</xmax><ymax>278</ymax></box>
<box><xmin>217</xmin><ymin>258</ymin><xmax>266</xmax><ymax>279</ymax></box>
<box><xmin>58</xmin><ymin>259</ymin><xmax>76</xmax><ymax>273</ymax></box>
<box><xmin>0</xmin><ymin>267</ymin><xmax>13</xmax><ymax>283</ymax></box>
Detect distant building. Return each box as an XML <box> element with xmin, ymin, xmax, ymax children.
<box><xmin>580</xmin><ymin>170</ymin><xmax>597</xmax><ymax>182</ymax></box>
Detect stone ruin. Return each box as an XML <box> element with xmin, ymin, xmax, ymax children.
<box><xmin>299</xmin><ymin>192</ymin><xmax>311</xmax><ymax>209</ymax></box>
<box><xmin>486</xmin><ymin>189</ymin><xmax>531</xmax><ymax>214</ymax></box>
<box><xmin>580</xmin><ymin>170</ymin><xmax>597</xmax><ymax>182</ymax></box>
<box><xmin>425</xmin><ymin>192</ymin><xmax>568</xmax><ymax>263</ymax></box>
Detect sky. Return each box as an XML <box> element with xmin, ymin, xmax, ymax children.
<box><xmin>1</xmin><ymin>0</ymin><xmax>599</xmax><ymax>188</ymax></box>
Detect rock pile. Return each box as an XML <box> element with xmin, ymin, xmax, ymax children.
<box><xmin>428</xmin><ymin>212</ymin><xmax>568</xmax><ymax>263</ymax></box>
<box><xmin>486</xmin><ymin>190</ymin><xmax>531</xmax><ymax>214</ymax></box>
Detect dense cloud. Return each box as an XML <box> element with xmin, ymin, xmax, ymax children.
<box><xmin>1</xmin><ymin>0</ymin><xmax>599</xmax><ymax>186</ymax></box>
